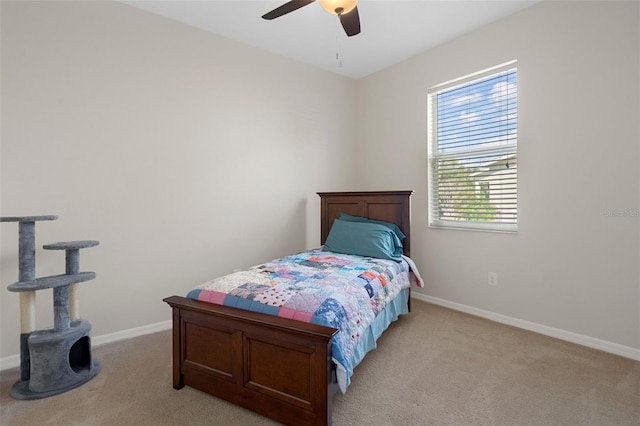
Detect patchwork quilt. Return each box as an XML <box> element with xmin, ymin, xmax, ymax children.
<box><xmin>187</xmin><ymin>249</ymin><xmax>416</xmax><ymax>392</ymax></box>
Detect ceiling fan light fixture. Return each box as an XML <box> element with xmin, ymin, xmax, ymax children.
<box><xmin>319</xmin><ymin>0</ymin><xmax>358</xmax><ymax>16</ymax></box>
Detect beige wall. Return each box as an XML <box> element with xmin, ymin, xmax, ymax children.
<box><xmin>0</xmin><ymin>1</ymin><xmax>356</xmax><ymax>359</ymax></box>
<box><xmin>355</xmin><ymin>1</ymin><xmax>640</xmax><ymax>351</ymax></box>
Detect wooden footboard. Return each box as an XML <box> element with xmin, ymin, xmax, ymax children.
<box><xmin>163</xmin><ymin>296</ymin><xmax>339</xmax><ymax>426</ymax></box>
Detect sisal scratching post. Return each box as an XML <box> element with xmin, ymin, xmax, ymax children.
<box><xmin>18</xmin><ymin>291</ymin><xmax>36</xmax><ymax>381</ymax></box>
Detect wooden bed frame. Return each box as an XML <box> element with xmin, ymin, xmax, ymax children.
<box><xmin>164</xmin><ymin>191</ymin><xmax>413</xmax><ymax>426</ymax></box>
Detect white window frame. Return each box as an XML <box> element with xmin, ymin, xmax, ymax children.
<box><xmin>427</xmin><ymin>61</ymin><xmax>518</xmax><ymax>233</ymax></box>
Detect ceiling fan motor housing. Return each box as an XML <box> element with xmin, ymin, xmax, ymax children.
<box><xmin>319</xmin><ymin>0</ymin><xmax>358</xmax><ymax>15</ymax></box>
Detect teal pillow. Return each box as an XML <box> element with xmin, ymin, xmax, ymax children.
<box><xmin>322</xmin><ymin>219</ymin><xmax>403</xmax><ymax>262</ymax></box>
<box><xmin>338</xmin><ymin>213</ymin><xmax>406</xmax><ymax>242</ymax></box>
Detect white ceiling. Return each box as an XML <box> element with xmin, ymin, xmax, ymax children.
<box><xmin>120</xmin><ymin>0</ymin><xmax>538</xmax><ymax>79</ymax></box>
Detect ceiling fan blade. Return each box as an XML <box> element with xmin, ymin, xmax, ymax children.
<box><xmin>339</xmin><ymin>5</ymin><xmax>361</xmax><ymax>37</ymax></box>
<box><xmin>262</xmin><ymin>0</ymin><xmax>315</xmax><ymax>20</ymax></box>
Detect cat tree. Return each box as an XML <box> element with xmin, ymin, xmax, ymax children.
<box><xmin>1</xmin><ymin>215</ymin><xmax>100</xmax><ymax>400</ymax></box>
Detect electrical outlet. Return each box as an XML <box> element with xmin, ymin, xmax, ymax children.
<box><xmin>488</xmin><ymin>272</ymin><xmax>498</xmax><ymax>287</ymax></box>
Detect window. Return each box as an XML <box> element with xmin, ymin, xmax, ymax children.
<box><xmin>427</xmin><ymin>61</ymin><xmax>518</xmax><ymax>232</ymax></box>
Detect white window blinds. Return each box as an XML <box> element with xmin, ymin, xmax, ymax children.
<box><xmin>428</xmin><ymin>62</ymin><xmax>518</xmax><ymax>232</ymax></box>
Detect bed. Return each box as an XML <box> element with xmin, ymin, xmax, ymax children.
<box><xmin>164</xmin><ymin>190</ymin><xmax>417</xmax><ymax>425</ymax></box>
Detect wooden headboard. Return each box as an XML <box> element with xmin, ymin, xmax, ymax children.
<box><xmin>317</xmin><ymin>191</ymin><xmax>413</xmax><ymax>257</ymax></box>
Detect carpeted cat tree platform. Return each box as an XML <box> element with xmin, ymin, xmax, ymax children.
<box><xmin>1</xmin><ymin>215</ymin><xmax>100</xmax><ymax>400</ymax></box>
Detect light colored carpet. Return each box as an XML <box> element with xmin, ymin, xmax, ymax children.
<box><xmin>1</xmin><ymin>300</ymin><xmax>639</xmax><ymax>425</ymax></box>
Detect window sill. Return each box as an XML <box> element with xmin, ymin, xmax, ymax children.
<box><xmin>429</xmin><ymin>221</ymin><xmax>518</xmax><ymax>234</ymax></box>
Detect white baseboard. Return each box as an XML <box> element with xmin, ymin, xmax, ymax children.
<box><xmin>0</xmin><ymin>355</ymin><xmax>20</xmax><ymax>372</ymax></box>
<box><xmin>412</xmin><ymin>293</ymin><xmax>640</xmax><ymax>362</ymax></box>
<box><xmin>0</xmin><ymin>320</ymin><xmax>172</xmax><ymax>372</ymax></box>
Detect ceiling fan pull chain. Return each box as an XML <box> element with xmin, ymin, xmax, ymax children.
<box><xmin>335</xmin><ymin>25</ymin><xmax>343</xmax><ymax>68</ymax></box>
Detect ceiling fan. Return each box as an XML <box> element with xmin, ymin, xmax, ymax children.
<box><xmin>262</xmin><ymin>0</ymin><xmax>361</xmax><ymax>37</ymax></box>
